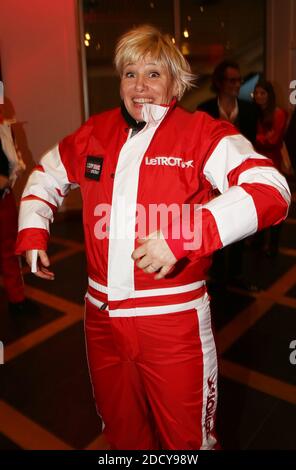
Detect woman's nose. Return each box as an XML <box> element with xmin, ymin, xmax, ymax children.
<box><xmin>135</xmin><ymin>75</ymin><xmax>146</xmax><ymax>91</ymax></box>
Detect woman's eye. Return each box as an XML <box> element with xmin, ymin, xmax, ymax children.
<box><xmin>149</xmin><ymin>72</ymin><xmax>160</xmax><ymax>78</ymax></box>
<box><xmin>125</xmin><ymin>72</ymin><xmax>135</xmax><ymax>78</ymax></box>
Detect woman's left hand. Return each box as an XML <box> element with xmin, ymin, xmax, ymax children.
<box><xmin>132</xmin><ymin>230</ymin><xmax>177</xmax><ymax>280</ymax></box>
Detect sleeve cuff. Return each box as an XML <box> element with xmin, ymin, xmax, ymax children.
<box><xmin>15</xmin><ymin>228</ymin><xmax>49</xmax><ymax>255</ymax></box>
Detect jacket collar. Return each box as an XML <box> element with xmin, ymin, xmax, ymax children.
<box><xmin>121</xmin><ymin>98</ymin><xmax>177</xmax><ymax>131</ymax></box>
<box><xmin>120</xmin><ymin>101</ymin><xmax>146</xmax><ymax>132</ymax></box>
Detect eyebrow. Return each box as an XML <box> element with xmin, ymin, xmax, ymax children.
<box><xmin>125</xmin><ymin>62</ymin><xmax>159</xmax><ymax>67</ymax></box>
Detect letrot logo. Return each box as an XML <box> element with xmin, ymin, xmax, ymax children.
<box><xmin>0</xmin><ymin>80</ymin><xmax>3</xmax><ymax>104</ymax></box>
<box><xmin>0</xmin><ymin>341</ymin><xmax>4</xmax><ymax>365</ymax></box>
<box><xmin>145</xmin><ymin>156</ymin><xmax>194</xmax><ymax>168</ymax></box>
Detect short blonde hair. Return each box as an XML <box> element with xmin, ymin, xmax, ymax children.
<box><xmin>114</xmin><ymin>25</ymin><xmax>196</xmax><ymax>100</ymax></box>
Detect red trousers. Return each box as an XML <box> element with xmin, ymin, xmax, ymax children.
<box><xmin>0</xmin><ymin>190</ymin><xmax>25</xmax><ymax>303</ymax></box>
<box><xmin>85</xmin><ymin>293</ymin><xmax>218</xmax><ymax>450</ymax></box>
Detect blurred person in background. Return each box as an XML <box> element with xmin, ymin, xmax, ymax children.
<box><xmin>198</xmin><ymin>60</ymin><xmax>259</xmax><ymax>291</ymax></box>
<box><xmin>284</xmin><ymin>106</ymin><xmax>296</xmax><ymax>173</ymax></box>
<box><xmin>253</xmin><ymin>79</ymin><xmax>288</xmax><ymax>257</ymax></box>
<box><xmin>198</xmin><ymin>60</ymin><xmax>257</xmax><ymax>144</ymax></box>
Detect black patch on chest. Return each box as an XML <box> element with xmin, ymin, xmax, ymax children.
<box><xmin>85</xmin><ymin>156</ymin><xmax>104</xmax><ymax>181</ymax></box>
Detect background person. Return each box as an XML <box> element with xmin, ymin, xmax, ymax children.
<box><xmin>285</xmin><ymin>106</ymin><xmax>296</xmax><ymax>172</ymax></box>
<box><xmin>253</xmin><ymin>78</ymin><xmax>288</xmax><ymax>256</ymax></box>
<box><xmin>197</xmin><ymin>60</ymin><xmax>259</xmax><ymax>291</ymax></box>
<box><xmin>198</xmin><ymin>60</ymin><xmax>257</xmax><ymax>144</ymax></box>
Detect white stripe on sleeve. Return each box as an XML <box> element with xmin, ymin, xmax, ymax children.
<box><xmin>237</xmin><ymin>166</ymin><xmax>291</xmax><ymax>205</ymax></box>
<box><xmin>203</xmin><ymin>134</ymin><xmax>267</xmax><ymax>192</ymax></box>
<box><xmin>19</xmin><ymin>145</ymin><xmax>73</xmax><ymax>233</ymax></box>
<box><xmin>18</xmin><ymin>199</ymin><xmax>53</xmax><ymax>231</ymax></box>
<box><xmin>41</xmin><ymin>145</ymin><xmax>73</xmax><ymax>193</ymax></box>
<box><xmin>22</xmin><ymin>170</ymin><xmax>64</xmax><ymax>207</ymax></box>
<box><xmin>204</xmin><ymin>186</ymin><xmax>258</xmax><ymax>246</ymax></box>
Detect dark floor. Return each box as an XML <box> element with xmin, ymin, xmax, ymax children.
<box><xmin>0</xmin><ymin>178</ymin><xmax>295</xmax><ymax>450</ymax></box>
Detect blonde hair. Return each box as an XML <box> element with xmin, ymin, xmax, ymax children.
<box><xmin>114</xmin><ymin>25</ymin><xmax>196</xmax><ymax>100</ymax></box>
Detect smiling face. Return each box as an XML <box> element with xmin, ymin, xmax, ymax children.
<box><xmin>120</xmin><ymin>55</ymin><xmax>178</xmax><ymax>121</ymax></box>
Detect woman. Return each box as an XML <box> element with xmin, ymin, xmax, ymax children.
<box><xmin>16</xmin><ymin>26</ymin><xmax>290</xmax><ymax>450</ymax></box>
<box><xmin>285</xmin><ymin>106</ymin><xmax>296</xmax><ymax>172</ymax></box>
<box><xmin>254</xmin><ymin>79</ymin><xmax>288</xmax><ymax>171</ymax></box>
<box><xmin>254</xmin><ymin>79</ymin><xmax>288</xmax><ymax>256</ymax></box>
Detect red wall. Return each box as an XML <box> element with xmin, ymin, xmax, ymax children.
<box><xmin>0</xmin><ymin>0</ymin><xmax>83</xmax><ymax>206</ymax></box>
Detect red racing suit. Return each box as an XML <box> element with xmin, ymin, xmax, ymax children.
<box><xmin>15</xmin><ymin>102</ymin><xmax>290</xmax><ymax>449</ymax></box>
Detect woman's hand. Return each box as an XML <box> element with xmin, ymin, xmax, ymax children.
<box><xmin>132</xmin><ymin>230</ymin><xmax>177</xmax><ymax>280</ymax></box>
<box><xmin>25</xmin><ymin>249</ymin><xmax>55</xmax><ymax>280</ymax></box>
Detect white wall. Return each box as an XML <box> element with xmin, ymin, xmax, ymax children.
<box><xmin>266</xmin><ymin>0</ymin><xmax>296</xmax><ymax>111</ymax></box>
<box><xmin>0</xmin><ymin>0</ymin><xmax>83</xmax><ymax>207</ymax></box>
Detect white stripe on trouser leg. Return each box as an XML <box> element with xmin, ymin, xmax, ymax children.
<box><xmin>83</xmin><ymin>300</ymin><xmax>105</xmax><ymax>433</ymax></box>
<box><xmin>195</xmin><ymin>293</ymin><xmax>218</xmax><ymax>450</ymax></box>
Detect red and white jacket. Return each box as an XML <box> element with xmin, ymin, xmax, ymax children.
<box><xmin>16</xmin><ymin>102</ymin><xmax>290</xmax><ymax>317</ymax></box>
